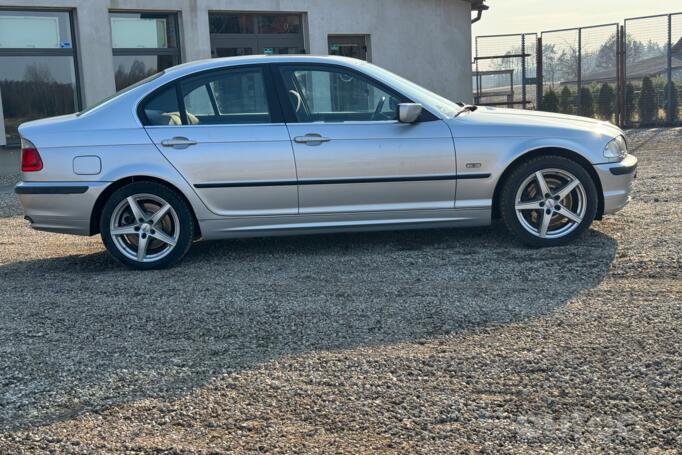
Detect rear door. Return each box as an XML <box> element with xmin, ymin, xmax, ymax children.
<box><xmin>143</xmin><ymin>65</ymin><xmax>298</xmax><ymax>216</ymax></box>
<box><xmin>275</xmin><ymin>64</ymin><xmax>456</xmax><ymax>214</ymax></box>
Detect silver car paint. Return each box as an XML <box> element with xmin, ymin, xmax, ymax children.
<box><xmin>286</xmin><ymin>120</ymin><xmax>456</xmax><ymax>214</ymax></box>
<box><xmin>16</xmin><ymin>55</ymin><xmax>636</xmax><ymax>239</ymax></box>
<box><xmin>146</xmin><ymin>124</ymin><xmax>298</xmax><ymax>216</ymax></box>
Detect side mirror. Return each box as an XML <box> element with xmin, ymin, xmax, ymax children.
<box><xmin>398</xmin><ymin>103</ymin><xmax>422</xmax><ymax>123</ymax></box>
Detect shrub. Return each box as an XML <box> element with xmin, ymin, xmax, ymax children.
<box><xmin>560</xmin><ymin>86</ymin><xmax>573</xmax><ymax>114</ymax></box>
<box><xmin>578</xmin><ymin>87</ymin><xmax>595</xmax><ymax>118</ymax></box>
<box><xmin>664</xmin><ymin>80</ymin><xmax>679</xmax><ymax>122</ymax></box>
<box><xmin>624</xmin><ymin>82</ymin><xmax>636</xmax><ymax>125</ymax></box>
<box><xmin>638</xmin><ymin>76</ymin><xmax>657</xmax><ymax>125</ymax></box>
<box><xmin>542</xmin><ymin>89</ymin><xmax>559</xmax><ymax>112</ymax></box>
<box><xmin>597</xmin><ymin>83</ymin><xmax>615</xmax><ymax>121</ymax></box>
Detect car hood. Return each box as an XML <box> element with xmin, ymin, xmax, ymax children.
<box><xmin>447</xmin><ymin>106</ymin><xmax>623</xmax><ymax>140</ymax></box>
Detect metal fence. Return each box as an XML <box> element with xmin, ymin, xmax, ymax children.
<box><xmin>473</xmin><ymin>33</ymin><xmax>537</xmax><ymax>109</ymax></box>
<box><xmin>624</xmin><ymin>13</ymin><xmax>682</xmax><ymax>127</ymax></box>
<box><xmin>539</xmin><ymin>24</ymin><xmax>620</xmax><ymax>123</ymax></box>
<box><xmin>473</xmin><ymin>11</ymin><xmax>682</xmax><ymax>128</ymax></box>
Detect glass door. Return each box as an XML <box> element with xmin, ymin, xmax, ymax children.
<box><xmin>328</xmin><ymin>35</ymin><xmax>369</xmax><ymax>61</ymax></box>
<box><xmin>209</xmin><ymin>13</ymin><xmax>305</xmax><ymax>58</ymax></box>
<box><xmin>211</xmin><ymin>36</ymin><xmax>256</xmax><ymax>58</ymax></box>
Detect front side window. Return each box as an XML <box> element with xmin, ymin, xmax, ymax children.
<box><xmin>279</xmin><ymin>66</ymin><xmax>401</xmax><ymax>123</ymax></box>
<box><xmin>110</xmin><ymin>12</ymin><xmax>181</xmax><ymax>91</ymax></box>
<box><xmin>0</xmin><ymin>10</ymin><xmax>80</xmax><ymax>145</ymax></box>
<box><xmin>181</xmin><ymin>68</ymin><xmax>271</xmax><ymax>125</ymax></box>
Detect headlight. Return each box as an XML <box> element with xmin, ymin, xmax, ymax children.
<box><xmin>604</xmin><ymin>136</ymin><xmax>628</xmax><ymax>161</ymax></box>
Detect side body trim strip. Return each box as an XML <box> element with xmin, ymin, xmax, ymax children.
<box><xmin>194</xmin><ymin>173</ymin><xmax>491</xmax><ymax>189</ymax></box>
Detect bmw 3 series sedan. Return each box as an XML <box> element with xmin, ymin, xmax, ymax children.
<box><xmin>15</xmin><ymin>55</ymin><xmax>637</xmax><ymax>269</ymax></box>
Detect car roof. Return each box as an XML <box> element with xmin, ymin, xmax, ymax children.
<box><xmin>165</xmin><ymin>54</ymin><xmax>366</xmax><ymax>77</ymax></box>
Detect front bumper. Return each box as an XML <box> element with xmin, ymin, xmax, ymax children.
<box><xmin>14</xmin><ymin>181</ymin><xmax>109</xmax><ymax>235</ymax></box>
<box><xmin>593</xmin><ymin>154</ymin><xmax>638</xmax><ymax>216</ymax></box>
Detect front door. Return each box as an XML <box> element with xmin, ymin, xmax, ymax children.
<box><xmin>143</xmin><ymin>65</ymin><xmax>298</xmax><ymax>217</ymax></box>
<box><xmin>276</xmin><ymin>64</ymin><xmax>456</xmax><ymax>214</ymax></box>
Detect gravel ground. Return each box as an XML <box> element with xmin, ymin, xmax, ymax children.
<box><xmin>0</xmin><ymin>129</ymin><xmax>680</xmax><ymax>453</ymax></box>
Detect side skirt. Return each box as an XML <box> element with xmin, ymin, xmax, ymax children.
<box><xmin>198</xmin><ymin>208</ymin><xmax>492</xmax><ymax>240</ymax></box>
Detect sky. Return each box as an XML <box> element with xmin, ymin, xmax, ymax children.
<box><xmin>472</xmin><ymin>0</ymin><xmax>682</xmax><ymax>37</ymax></box>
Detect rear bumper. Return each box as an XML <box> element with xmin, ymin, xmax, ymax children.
<box><xmin>594</xmin><ymin>154</ymin><xmax>638</xmax><ymax>216</ymax></box>
<box><xmin>14</xmin><ymin>181</ymin><xmax>108</xmax><ymax>235</ymax></box>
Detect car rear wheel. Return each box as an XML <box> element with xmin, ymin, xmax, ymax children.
<box><xmin>100</xmin><ymin>182</ymin><xmax>194</xmax><ymax>269</ymax></box>
<box><xmin>500</xmin><ymin>155</ymin><xmax>598</xmax><ymax>247</ymax></box>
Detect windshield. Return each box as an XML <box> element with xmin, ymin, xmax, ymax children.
<box><xmin>360</xmin><ymin>63</ymin><xmax>462</xmax><ymax>118</ymax></box>
<box><xmin>78</xmin><ymin>71</ymin><xmax>165</xmax><ymax>116</ymax></box>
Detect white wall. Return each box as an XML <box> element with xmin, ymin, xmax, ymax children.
<box><xmin>0</xmin><ymin>0</ymin><xmax>473</xmax><ymax>107</ymax></box>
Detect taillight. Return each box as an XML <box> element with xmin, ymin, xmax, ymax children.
<box><xmin>21</xmin><ymin>138</ymin><xmax>43</xmax><ymax>172</ymax></box>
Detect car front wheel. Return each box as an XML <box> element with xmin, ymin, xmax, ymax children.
<box><xmin>100</xmin><ymin>182</ymin><xmax>194</xmax><ymax>269</ymax></box>
<box><xmin>500</xmin><ymin>155</ymin><xmax>598</xmax><ymax>247</ymax></box>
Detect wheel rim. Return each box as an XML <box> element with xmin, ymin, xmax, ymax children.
<box><xmin>110</xmin><ymin>194</ymin><xmax>180</xmax><ymax>263</ymax></box>
<box><xmin>514</xmin><ymin>168</ymin><xmax>587</xmax><ymax>239</ymax></box>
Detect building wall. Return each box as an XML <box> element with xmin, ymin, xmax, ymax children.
<box><xmin>0</xmin><ymin>0</ymin><xmax>473</xmax><ymax>107</ymax></box>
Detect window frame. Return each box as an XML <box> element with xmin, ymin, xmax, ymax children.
<box><xmin>110</xmin><ymin>11</ymin><xmax>182</xmax><ymax>91</ymax></box>
<box><xmin>0</xmin><ymin>8</ymin><xmax>82</xmax><ymax>144</ymax></box>
<box><xmin>137</xmin><ymin>64</ymin><xmax>285</xmax><ymax>127</ymax></box>
<box><xmin>271</xmin><ymin>63</ymin><xmax>438</xmax><ymax>124</ymax></box>
<box><xmin>208</xmin><ymin>12</ymin><xmax>306</xmax><ymax>57</ymax></box>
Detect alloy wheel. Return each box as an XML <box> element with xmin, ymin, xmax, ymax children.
<box><xmin>109</xmin><ymin>193</ymin><xmax>180</xmax><ymax>263</ymax></box>
<box><xmin>514</xmin><ymin>168</ymin><xmax>587</xmax><ymax>239</ymax></box>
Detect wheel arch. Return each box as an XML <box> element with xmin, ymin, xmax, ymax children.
<box><xmin>89</xmin><ymin>176</ymin><xmax>202</xmax><ymax>237</ymax></box>
<box><xmin>491</xmin><ymin>147</ymin><xmax>604</xmax><ymax>220</ymax></box>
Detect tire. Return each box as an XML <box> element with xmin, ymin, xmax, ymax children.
<box><xmin>500</xmin><ymin>155</ymin><xmax>598</xmax><ymax>247</ymax></box>
<box><xmin>100</xmin><ymin>182</ymin><xmax>195</xmax><ymax>270</ymax></box>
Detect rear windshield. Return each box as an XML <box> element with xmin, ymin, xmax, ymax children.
<box><xmin>78</xmin><ymin>71</ymin><xmax>165</xmax><ymax>116</ymax></box>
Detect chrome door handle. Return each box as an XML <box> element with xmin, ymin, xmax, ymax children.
<box><xmin>294</xmin><ymin>134</ymin><xmax>331</xmax><ymax>144</ymax></box>
<box><xmin>160</xmin><ymin>137</ymin><xmax>198</xmax><ymax>149</ymax></box>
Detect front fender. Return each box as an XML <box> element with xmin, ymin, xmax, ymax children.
<box><xmin>451</xmin><ymin>135</ymin><xmax>606</xmax><ymax>210</ymax></box>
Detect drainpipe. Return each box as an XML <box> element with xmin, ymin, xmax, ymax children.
<box><xmin>471</xmin><ymin>0</ymin><xmax>489</xmax><ymax>23</ymax></box>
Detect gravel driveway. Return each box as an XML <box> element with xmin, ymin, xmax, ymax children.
<box><xmin>0</xmin><ymin>129</ymin><xmax>680</xmax><ymax>453</ymax></box>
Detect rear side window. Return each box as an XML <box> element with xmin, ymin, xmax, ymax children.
<box><xmin>142</xmin><ymin>85</ymin><xmax>181</xmax><ymax>125</ymax></box>
<box><xmin>180</xmin><ymin>67</ymin><xmax>271</xmax><ymax>125</ymax></box>
<box><xmin>140</xmin><ymin>67</ymin><xmax>272</xmax><ymax>126</ymax></box>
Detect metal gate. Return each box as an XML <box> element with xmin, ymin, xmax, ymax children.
<box><xmin>473</xmin><ymin>33</ymin><xmax>538</xmax><ymax>109</ymax></box>
<box><xmin>624</xmin><ymin>13</ymin><xmax>682</xmax><ymax>127</ymax></box>
<box><xmin>474</xmin><ymin>11</ymin><xmax>682</xmax><ymax>128</ymax></box>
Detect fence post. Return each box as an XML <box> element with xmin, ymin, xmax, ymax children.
<box><xmin>521</xmin><ymin>34</ymin><xmax>527</xmax><ymax>109</ymax></box>
<box><xmin>536</xmin><ymin>35</ymin><xmax>543</xmax><ymax>111</ymax></box>
<box><xmin>620</xmin><ymin>24</ymin><xmax>627</xmax><ymax>127</ymax></box>
<box><xmin>576</xmin><ymin>28</ymin><xmax>582</xmax><ymax>115</ymax></box>
<box><xmin>616</xmin><ymin>25</ymin><xmax>623</xmax><ymax>127</ymax></box>
<box><xmin>474</xmin><ymin>37</ymin><xmax>480</xmax><ymax>104</ymax></box>
<box><xmin>667</xmin><ymin>14</ymin><xmax>673</xmax><ymax>125</ymax></box>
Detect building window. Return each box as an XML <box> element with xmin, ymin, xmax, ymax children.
<box><xmin>0</xmin><ymin>10</ymin><xmax>80</xmax><ymax>145</ymax></box>
<box><xmin>209</xmin><ymin>13</ymin><xmax>305</xmax><ymax>58</ymax></box>
<box><xmin>110</xmin><ymin>12</ymin><xmax>181</xmax><ymax>91</ymax></box>
<box><xmin>328</xmin><ymin>35</ymin><xmax>370</xmax><ymax>61</ymax></box>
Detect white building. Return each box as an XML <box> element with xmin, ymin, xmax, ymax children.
<box><xmin>0</xmin><ymin>0</ymin><xmax>487</xmax><ymax>146</ymax></box>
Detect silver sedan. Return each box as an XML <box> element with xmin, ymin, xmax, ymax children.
<box><xmin>15</xmin><ymin>55</ymin><xmax>637</xmax><ymax>269</ymax></box>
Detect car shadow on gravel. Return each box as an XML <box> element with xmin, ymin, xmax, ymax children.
<box><xmin>0</xmin><ymin>223</ymin><xmax>617</xmax><ymax>431</ymax></box>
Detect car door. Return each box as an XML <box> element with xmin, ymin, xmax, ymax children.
<box><xmin>143</xmin><ymin>65</ymin><xmax>298</xmax><ymax>216</ymax></box>
<box><xmin>275</xmin><ymin>64</ymin><xmax>456</xmax><ymax>214</ymax></box>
